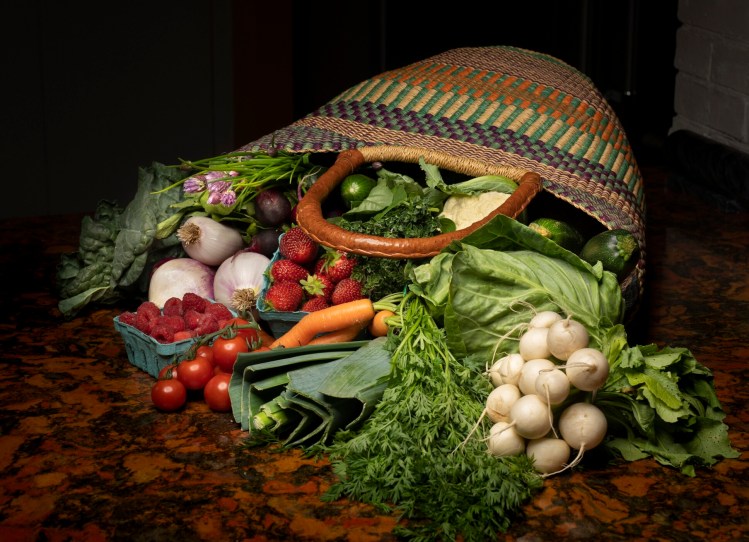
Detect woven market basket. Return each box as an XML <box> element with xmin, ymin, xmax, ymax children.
<box><xmin>239</xmin><ymin>46</ymin><xmax>646</xmax><ymax>313</ymax></box>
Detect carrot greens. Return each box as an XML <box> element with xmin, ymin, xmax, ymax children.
<box><xmin>319</xmin><ymin>293</ymin><xmax>542</xmax><ymax>542</ymax></box>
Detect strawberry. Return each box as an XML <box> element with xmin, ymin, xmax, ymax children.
<box><xmin>264</xmin><ymin>280</ymin><xmax>304</xmax><ymax>312</ymax></box>
<box><xmin>330</xmin><ymin>278</ymin><xmax>363</xmax><ymax>305</ymax></box>
<box><xmin>270</xmin><ymin>258</ymin><xmax>310</xmax><ymax>283</ymax></box>
<box><xmin>301</xmin><ymin>296</ymin><xmax>330</xmax><ymax>312</ymax></box>
<box><xmin>324</xmin><ymin>251</ymin><xmax>357</xmax><ymax>283</ymax></box>
<box><xmin>300</xmin><ymin>273</ymin><xmax>334</xmax><ymax>300</ymax></box>
<box><xmin>279</xmin><ymin>227</ymin><xmax>318</xmax><ymax>265</ymax></box>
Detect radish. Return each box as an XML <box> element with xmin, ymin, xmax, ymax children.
<box><xmin>486</xmin><ymin>384</ymin><xmax>521</xmax><ymax>423</ymax></box>
<box><xmin>526</xmin><ymin>437</ymin><xmax>571</xmax><ymax>476</ymax></box>
<box><xmin>553</xmin><ymin>402</ymin><xmax>608</xmax><ymax>476</ymax></box>
<box><xmin>508</xmin><ymin>394</ymin><xmax>552</xmax><ymax>439</ymax></box>
<box><xmin>487</xmin><ymin>421</ymin><xmax>526</xmax><ymax>457</ymax></box>
<box><xmin>519</xmin><ymin>327</ymin><xmax>551</xmax><ymax>360</ymax></box>
<box><xmin>562</xmin><ymin>347</ymin><xmax>610</xmax><ymax>392</ymax></box>
<box><xmin>496</xmin><ymin>353</ymin><xmax>525</xmax><ymax>387</ymax></box>
<box><xmin>546</xmin><ymin>317</ymin><xmax>589</xmax><ymax>360</ymax></box>
<box><xmin>529</xmin><ymin>310</ymin><xmax>562</xmax><ymax>329</ymax></box>
<box><xmin>517</xmin><ymin>358</ymin><xmax>556</xmax><ymax>396</ymax></box>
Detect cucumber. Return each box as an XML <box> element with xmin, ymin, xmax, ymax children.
<box><xmin>579</xmin><ymin>229</ymin><xmax>640</xmax><ymax>280</ymax></box>
<box><xmin>529</xmin><ymin>218</ymin><xmax>585</xmax><ymax>253</ymax></box>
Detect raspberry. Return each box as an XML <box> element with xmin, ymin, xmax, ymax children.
<box><xmin>184</xmin><ymin>309</ymin><xmax>203</xmax><ymax>330</ymax></box>
<box><xmin>194</xmin><ymin>313</ymin><xmax>220</xmax><ymax>336</ymax></box>
<box><xmin>157</xmin><ymin>315</ymin><xmax>186</xmax><ymax>333</ymax></box>
<box><xmin>137</xmin><ymin>301</ymin><xmax>160</xmax><ymax>320</ymax></box>
<box><xmin>204</xmin><ymin>302</ymin><xmax>233</xmax><ymax>322</ymax></box>
<box><xmin>151</xmin><ymin>324</ymin><xmax>175</xmax><ymax>343</ymax></box>
<box><xmin>118</xmin><ymin>311</ymin><xmax>137</xmax><ymax>326</ymax></box>
<box><xmin>182</xmin><ymin>292</ymin><xmax>208</xmax><ymax>313</ymax></box>
<box><xmin>162</xmin><ymin>297</ymin><xmax>183</xmax><ymax>317</ymax></box>
<box><xmin>134</xmin><ymin>311</ymin><xmax>156</xmax><ymax>334</ymax></box>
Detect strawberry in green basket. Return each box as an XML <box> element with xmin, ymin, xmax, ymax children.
<box><xmin>264</xmin><ymin>281</ymin><xmax>304</xmax><ymax>312</ymax></box>
<box><xmin>279</xmin><ymin>227</ymin><xmax>318</xmax><ymax>266</ymax></box>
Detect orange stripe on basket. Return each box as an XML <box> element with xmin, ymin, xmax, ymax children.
<box><xmin>501</xmin><ymin>75</ymin><xmax>518</xmax><ymax>87</ymax></box>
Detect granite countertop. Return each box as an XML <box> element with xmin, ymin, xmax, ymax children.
<box><xmin>0</xmin><ymin>166</ymin><xmax>747</xmax><ymax>541</ymax></box>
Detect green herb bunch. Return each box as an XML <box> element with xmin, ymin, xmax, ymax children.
<box><xmin>154</xmin><ymin>150</ymin><xmax>324</xmax><ymax>239</ymax></box>
<box><xmin>321</xmin><ymin>293</ymin><xmax>542</xmax><ymax>541</ymax></box>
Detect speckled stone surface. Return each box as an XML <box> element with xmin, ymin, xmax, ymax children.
<box><xmin>0</xmin><ymin>166</ymin><xmax>747</xmax><ymax>541</ymax></box>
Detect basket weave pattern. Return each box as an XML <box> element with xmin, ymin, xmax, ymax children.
<box><xmin>240</xmin><ymin>46</ymin><xmax>646</xmax><ymax>309</ymax></box>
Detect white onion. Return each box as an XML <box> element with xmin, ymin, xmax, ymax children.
<box><xmin>213</xmin><ymin>251</ymin><xmax>271</xmax><ymax>313</ymax></box>
<box><xmin>148</xmin><ymin>258</ymin><xmax>215</xmax><ymax>308</ymax></box>
<box><xmin>176</xmin><ymin>216</ymin><xmax>245</xmax><ymax>266</ymax></box>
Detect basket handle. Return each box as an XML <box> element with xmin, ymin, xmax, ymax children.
<box><xmin>295</xmin><ymin>147</ymin><xmax>543</xmax><ymax>259</ymax></box>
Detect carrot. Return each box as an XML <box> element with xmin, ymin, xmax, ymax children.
<box><xmin>256</xmin><ymin>328</ymin><xmax>276</xmax><ymax>348</ymax></box>
<box><xmin>368</xmin><ymin>309</ymin><xmax>395</xmax><ymax>338</ymax></box>
<box><xmin>307</xmin><ymin>322</ymin><xmax>367</xmax><ymax>345</ymax></box>
<box><xmin>270</xmin><ymin>298</ymin><xmax>377</xmax><ymax>349</ymax></box>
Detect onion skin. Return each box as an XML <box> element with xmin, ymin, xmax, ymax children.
<box><xmin>213</xmin><ymin>251</ymin><xmax>271</xmax><ymax>313</ymax></box>
<box><xmin>148</xmin><ymin>258</ymin><xmax>216</xmax><ymax>308</ymax></box>
<box><xmin>177</xmin><ymin>216</ymin><xmax>245</xmax><ymax>266</ymax></box>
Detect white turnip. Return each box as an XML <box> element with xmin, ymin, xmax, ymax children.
<box><xmin>546</xmin><ymin>317</ymin><xmax>589</xmax><ymax>360</ymax></box>
<box><xmin>486</xmin><ymin>384</ymin><xmax>521</xmax><ymax>423</ymax></box>
<box><xmin>534</xmin><ymin>368</ymin><xmax>570</xmax><ymax>405</ymax></box>
<box><xmin>517</xmin><ymin>358</ymin><xmax>556</xmax><ymax>396</ymax></box>
<box><xmin>563</xmin><ymin>347</ymin><xmax>610</xmax><ymax>392</ymax></box>
<box><xmin>529</xmin><ymin>310</ymin><xmax>562</xmax><ymax>329</ymax></box>
<box><xmin>552</xmin><ymin>401</ymin><xmax>608</xmax><ymax>476</ymax></box>
<box><xmin>519</xmin><ymin>327</ymin><xmax>551</xmax><ymax>360</ymax></box>
<box><xmin>487</xmin><ymin>421</ymin><xmax>526</xmax><ymax>457</ymax></box>
<box><xmin>526</xmin><ymin>437</ymin><xmax>571</xmax><ymax>476</ymax></box>
<box><xmin>508</xmin><ymin>394</ymin><xmax>552</xmax><ymax>439</ymax></box>
<box><xmin>496</xmin><ymin>353</ymin><xmax>525</xmax><ymax>387</ymax></box>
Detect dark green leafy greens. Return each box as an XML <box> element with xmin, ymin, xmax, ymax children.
<box><xmin>320</xmin><ymin>293</ymin><xmax>542</xmax><ymax>542</ymax></box>
<box><xmin>56</xmin><ymin>162</ymin><xmax>188</xmax><ymax>317</ymax></box>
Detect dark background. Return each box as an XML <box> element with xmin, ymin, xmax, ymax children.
<box><xmin>2</xmin><ymin>1</ymin><xmax>678</xmax><ymax>219</ymax></box>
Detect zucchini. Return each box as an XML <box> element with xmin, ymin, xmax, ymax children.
<box><xmin>529</xmin><ymin>218</ymin><xmax>585</xmax><ymax>253</ymax></box>
<box><xmin>579</xmin><ymin>229</ymin><xmax>640</xmax><ymax>280</ymax></box>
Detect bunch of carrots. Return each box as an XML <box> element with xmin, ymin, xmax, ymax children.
<box><xmin>265</xmin><ymin>292</ymin><xmax>403</xmax><ymax>349</ymax></box>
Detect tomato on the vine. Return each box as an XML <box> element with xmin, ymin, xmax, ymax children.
<box><xmin>203</xmin><ymin>373</ymin><xmax>232</xmax><ymax>412</ymax></box>
<box><xmin>223</xmin><ymin>317</ymin><xmax>260</xmax><ymax>347</ymax></box>
<box><xmin>195</xmin><ymin>345</ymin><xmax>215</xmax><ymax>367</ymax></box>
<box><xmin>151</xmin><ymin>379</ymin><xmax>187</xmax><ymax>411</ymax></box>
<box><xmin>158</xmin><ymin>363</ymin><xmax>179</xmax><ymax>380</ymax></box>
<box><xmin>212</xmin><ymin>335</ymin><xmax>250</xmax><ymax>373</ymax></box>
<box><xmin>176</xmin><ymin>356</ymin><xmax>214</xmax><ymax>390</ymax></box>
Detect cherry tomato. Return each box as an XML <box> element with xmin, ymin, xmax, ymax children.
<box><xmin>151</xmin><ymin>379</ymin><xmax>187</xmax><ymax>411</ymax></box>
<box><xmin>176</xmin><ymin>356</ymin><xmax>214</xmax><ymax>390</ymax></box>
<box><xmin>203</xmin><ymin>373</ymin><xmax>232</xmax><ymax>412</ymax></box>
<box><xmin>212</xmin><ymin>335</ymin><xmax>250</xmax><ymax>373</ymax></box>
<box><xmin>195</xmin><ymin>345</ymin><xmax>215</xmax><ymax>367</ymax></box>
<box><xmin>224</xmin><ymin>317</ymin><xmax>260</xmax><ymax>347</ymax></box>
<box><xmin>158</xmin><ymin>363</ymin><xmax>179</xmax><ymax>380</ymax></box>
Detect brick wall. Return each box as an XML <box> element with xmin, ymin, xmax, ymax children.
<box><xmin>671</xmin><ymin>0</ymin><xmax>749</xmax><ymax>154</ymax></box>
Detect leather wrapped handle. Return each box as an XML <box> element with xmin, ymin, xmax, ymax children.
<box><xmin>295</xmin><ymin>147</ymin><xmax>543</xmax><ymax>259</ymax></box>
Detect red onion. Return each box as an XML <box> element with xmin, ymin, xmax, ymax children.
<box><xmin>148</xmin><ymin>257</ymin><xmax>216</xmax><ymax>308</ymax></box>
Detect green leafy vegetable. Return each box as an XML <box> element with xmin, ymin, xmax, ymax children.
<box><xmin>320</xmin><ymin>294</ymin><xmax>542</xmax><ymax>542</ymax></box>
<box><xmin>598</xmin><ymin>344</ymin><xmax>740</xmax><ymax>476</ymax></box>
<box><xmin>56</xmin><ymin>162</ymin><xmax>189</xmax><ymax>317</ymax></box>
